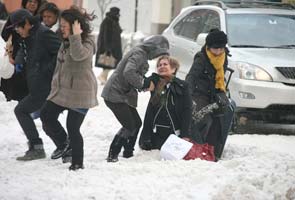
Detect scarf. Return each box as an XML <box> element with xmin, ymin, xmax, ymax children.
<box><xmin>206</xmin><ymin>48</ymin><xmax>226</xmax><ymax>92</ymax></box>
<box><xmin>150</xmin><ymin>76</ymin><xmax>174</xmax><ymax>106</ymax></box>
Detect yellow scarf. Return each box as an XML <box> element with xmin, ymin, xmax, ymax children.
<box><xmin>206</xmin><ymin>48</ymin><xmax>226</xmax><ymax>92</ymax></box>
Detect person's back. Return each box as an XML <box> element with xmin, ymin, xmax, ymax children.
<box><xmin>96</xmin><ymin>7</ymin><xmax>122</xmax><ymax>84</ymax></box>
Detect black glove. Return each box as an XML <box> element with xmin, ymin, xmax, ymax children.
<box><xmin>140</xmin><ymin>140</ymin><xmax>152</xmax><ymax>151</ymax></box>
<box><xmin>142</xmin><ymin>73</ymin><xmax>161</xmax><ymax>90</ymax></box>
<box><xmin>215</xmin><ymin>91</ymin><xmax>230</xmax><ymax>107</ymax></box>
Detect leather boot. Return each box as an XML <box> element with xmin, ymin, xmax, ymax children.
<box><xmin>107</xmin><ymin>134</ymin><xmax>127</xmax><ymax>162</ymax></box>
<box><xmin>123</xmin><ymin>128</ymin><xmax>139</xmax><ymax>158</ymax></box>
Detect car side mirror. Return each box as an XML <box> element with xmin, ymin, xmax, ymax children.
<box><xmin>196</xmin><ymin>33</ymin><xmax>208</xmax><ymax>46</ymax></box>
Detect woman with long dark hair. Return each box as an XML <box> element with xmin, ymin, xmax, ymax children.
<box><xmin>40</xmin><ymin>6</ymin><xmax>98</xmax><ymax>171</ymax></box>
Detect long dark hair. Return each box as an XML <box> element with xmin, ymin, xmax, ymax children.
<box><xmin>21</xmin><ymin>0</ymin><xmax>42</xmax><ymax>15</ymax></box>
<box><xmin>60</xmin><ymin>6</ymin><xmax>96</xmax><ymax>41</ymax></box>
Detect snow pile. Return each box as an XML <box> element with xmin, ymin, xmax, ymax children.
<box><xmin>0</xmin><ymin>68</ymin><xmax>295</xmax><ymax>200</ymax></box>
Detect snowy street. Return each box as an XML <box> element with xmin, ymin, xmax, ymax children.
<box><xmin>0</xmin><ymin>66</ymin><xmax>295</xmax><ymax>200</ymax></box>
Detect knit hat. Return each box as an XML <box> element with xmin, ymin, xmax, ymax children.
<box><xmin>206</xmin><ymin>28</ymin><xmax>227</xmax><ymax>48</ymax></box>
<box><xmin>110</xmin><ymin>7</ymin><xmax>120</xmax><ymax>15</ymax></box>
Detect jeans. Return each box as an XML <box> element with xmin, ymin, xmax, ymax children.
<box><xmin>14</xmin><ymin>93</ymin><xmax>48</xmax><ymax>145</ymax></box>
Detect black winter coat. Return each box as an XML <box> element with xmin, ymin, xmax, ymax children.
<box><xmin>22</xmin><ymin>22</ymin><xmax>61</xmax><ymax>97</ymax></box>
<box><xmin>185</xmin><ymin>46</ymin><xmax>229</xmax><ymax>111</ymax></box>
<box><xmin>95</xmin><ymin>13</ymin><xmax>122</xmax><ymax>68</ymax></box>
<box><xmin>139</xmin><ymin>77</ymin><xmax>192</xmax><ymax>149</ymax></box>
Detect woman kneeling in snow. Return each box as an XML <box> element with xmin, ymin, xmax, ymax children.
<box><xmin>139</xmin><ymin>55</ymin><xmax>192</xmax><ymax>150</ymax></box>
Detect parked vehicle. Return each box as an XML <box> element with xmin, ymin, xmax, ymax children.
<box><xmin>162</xmin><ymin>0</ymin><xmax>295</xmax><ymax>132</ymax></box>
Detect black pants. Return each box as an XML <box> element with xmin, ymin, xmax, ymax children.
<box><xmin>14</xmin><ymin>93</ymin><xmax>48</xmax><ymax>145</ymax></box>
<box><xmin>40</xmin><ymin>101</ymin><xmax>86</xmax><ymax>165</ymax></box>
<box><xmin>105</xmin><ymin>101</ymin><xmax>142</xmax><ymax>137</ymax></box>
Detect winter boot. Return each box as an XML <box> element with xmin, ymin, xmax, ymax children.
<box><xmin>123</xmin><ymin>135</ymin><xmax>137</xmax><ymax>158</ymax></box>
<box><xmin>107</xmin><ymin>134</ymin><xmax>126</xmax><ymax>162</ymax></box>
<box><xmin>16</xmin><ymin>141</ymin><xmax>46</xmax><ymax>161</ymax></box>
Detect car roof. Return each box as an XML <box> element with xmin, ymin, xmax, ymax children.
<box><xmin>225</xmin><ymin>8</ymin><xmax>295</xmax><ymax>15</ymax></box>
<box><xmin>193</xmin><ymin>0</ymin><xmax>295</xmax><ymax>10</ymax></box>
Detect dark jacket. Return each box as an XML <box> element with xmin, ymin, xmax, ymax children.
<box><xmin>185</xmin><ymin>46</ymin><xmax>229</xmax><ymax>111</ymax></box>
<box><xmin>101</xmin><ymin>35</ymin><xmax>169</xmax><ymax>108</ymax></box>
<box><xmin>95</xmin><ymin>12</ymin><xmax>122</xmax><ymax>68</ymax></box>
<box><xmin>139</xmin><ymin>77</ymin><xmax>192</xmax><ymax>149</ymax></box>
<box><xmin>22</xmin><ymin>22</ymin><xmax>61</xmax><ymax>97</ymax></box>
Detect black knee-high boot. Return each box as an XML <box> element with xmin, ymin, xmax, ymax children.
<box><xmin>107</xmin><ymin>130</ymin><xmax>127</xmax><ymax>162</ymax></box>
<box><xmin>123</xmin><ymin>129</ymin><xmax>139</xmax><ymax>158</ymax></box>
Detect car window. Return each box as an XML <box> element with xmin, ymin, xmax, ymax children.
<box><xmin>227</xmin><ymin>14</ymin><xmax>295</xmax><ymax>47</ymax></box>
<box><xmin>173</xmin><ymin>9</ymin><xmax>220</xmax><ymax>40</ymax></box>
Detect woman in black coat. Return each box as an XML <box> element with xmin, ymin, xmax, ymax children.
<box><xmin>139</xmin><ymin>55</ymin><xmax>192</xmax><ymax>150</ymax></box>
<box><xmin>185</xmin><ymin>29</ymin><xmax>234</xmax><ymax>160</ymax></box>
<box><xmin>95</xmin><ymin>7</ymin><xmax>122</xmax><ymax>84</ymax></box>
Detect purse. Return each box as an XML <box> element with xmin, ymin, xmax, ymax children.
<box><xmin>96</xmin><ymin>53</ymin><xmax>116</xmax><ymax>69</ymax></box>
<box><xmin>183</xmin><ymin>140</ymin><xmax>215</xmax><ymax>162</ymax></box>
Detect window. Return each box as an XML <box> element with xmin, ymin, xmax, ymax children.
<box><xmin>173</xmin><ymin>9</ymin><xmax>220</xmax><ymax>40</ymax></box>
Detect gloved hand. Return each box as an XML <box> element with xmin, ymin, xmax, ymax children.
<box><xmin>140</xmin><ymin>140</ymin><xmax>152</xmax><ymax>151</ymax></box>
<box><xmin>15</xmin><ymin>64</ymin><xmax>23</xmax><ymax>73</ymax></box>
<box><xmin>215</xmin><ymin>91</ymin><xmax>230</xmax><ymax>107</ymax></box>
<box><xmin>142</xmin><ymin>73</ymin><xmax>161</xmax><ymax>90</ymax></box>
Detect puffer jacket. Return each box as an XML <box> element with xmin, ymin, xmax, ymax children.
<box><xmin>101</xmin><ymin>35</ymin><xmax>169</xmax><ymax>108</ymax></box>
<box><xmin>47</xmin><ymin>34</ymin><xmax>98</xmax><ymax>109</ymax></box>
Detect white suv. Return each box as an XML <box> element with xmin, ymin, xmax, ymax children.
<box><xmin>162</xmin><ymin>0</ymin><xmax>295</xmax><ymax>128</ymax></box>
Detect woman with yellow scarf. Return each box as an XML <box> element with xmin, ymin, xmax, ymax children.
<box><xmin>185</xmin><ymin>29</ymin><xmax>234</xmax><ymax>161</ymax></box>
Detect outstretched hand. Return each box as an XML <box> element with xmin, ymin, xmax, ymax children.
<box><xmin>72</xmin><ymin>20</ymin><xmax>82</xmax><ymax>35</ymax></box>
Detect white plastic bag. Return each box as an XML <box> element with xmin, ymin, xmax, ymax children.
<box><xmin>0</xmin><ymin>54</ymin><xmax>14</xmax><ymax>79</ymax></box>
<box><xmin>160</xmin><ymin>134</ymin><xmax>193</xmax><ymax>160</ymax></box>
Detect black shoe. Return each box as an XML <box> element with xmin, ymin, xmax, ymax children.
<box><xmin>69</xmin><ymin>164</ymin><xmax>84</xmax><ymax>171</ymax></box>
<box><xmin>62</xmin><ymin>148</ymin><xmax>72</xmax><ymax>163</ymax></box>
<box><xmin>51</xmin><ymin>148</ymin><xmax>65</xmax><ymax>159</ymax></box>
<box><xmin>122</xmin><ymin>150</ymin><xmax>133</xmax><ymax>158</ymax></box>
<box><xmin>51</xmin><ymin>141</ymin><xmax>69</xmax><ymax>159</ymax></box>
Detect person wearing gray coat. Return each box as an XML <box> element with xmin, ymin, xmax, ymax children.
<box><xmin>101</xmin><ymin>35</ymin><xmax>169</xmax><ymax>162</ymax></box>
<box><xmin>40</xmin><ymin>7</ymin><xmax>98</xmax><ymax>171</ymax></box>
